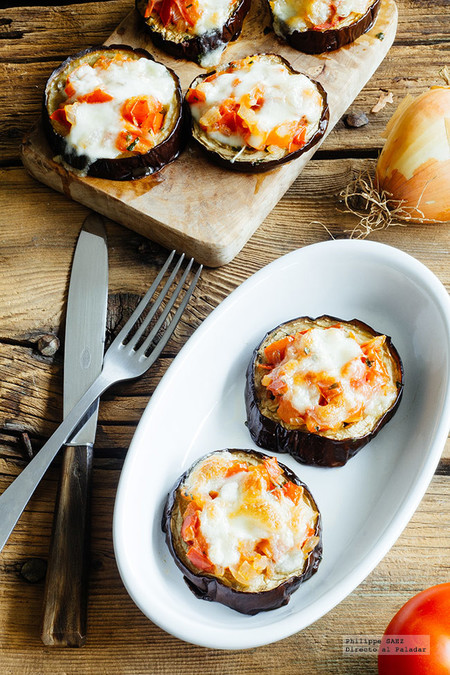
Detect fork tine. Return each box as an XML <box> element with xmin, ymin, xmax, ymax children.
<box><xmin>136</xmin><ymin>263</ymin><xmax>202</xmax><ymax>366</ymax></box>
<box><xmin>128</xmin><ymin>253</ymin><xmax>185</xmax><ymax>349</ymax></box>
<box><xmin>111</xmin><ymin>250</ymin><xmax>176</xmax><ymax>348</ymax></box>
<box><xmin>134</xmin><ymin>257</ymin><xmax>194</xmax><ymax>358</ymax></box>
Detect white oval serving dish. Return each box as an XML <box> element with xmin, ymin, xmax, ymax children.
<box><xmin>113</xmin><ymin>239</ymin><xmax>450</xmax><ymax>650</ymax></box>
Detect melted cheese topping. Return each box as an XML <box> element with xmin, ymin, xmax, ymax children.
<box><xmin>180</xmin><ymin>452</ymin><xmax>319</xmax><ymax>590</ymax></box>
<box><xmin>198</xmin><ymin>43</ymin><xmax>227</xmax><ymax>68</ymax></box>
<box><xmin>271</xmin><ymin>0</ymin><xmax>372</xmax><ymax>32</ymax></box>
<box><xmin>193</xmin><ymin>0</ymin><xmax>235</xmax><ymax>34</ymax></box>
<box><xmin>189</xmin><ymin>58</ymin><xmax>324</xmax><ymax>149</ymax></box>
<box><xmin>57</xmin><ymin>57</ymin><xmax>175</xmax><ymax>161</ymax></box>
<box><xmin>261</xmin><ymin>326</ymin><xmax>398</xmax><ymax>433</ymax></box>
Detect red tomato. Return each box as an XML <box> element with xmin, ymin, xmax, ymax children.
<box><xmin>378</xmin><ymin>583</ymin><xmax>450</xmax><ymax>675</ymax></box>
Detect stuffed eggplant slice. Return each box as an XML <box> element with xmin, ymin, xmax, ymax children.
<box><xmin>246</xmin><ymin>316</ymin><xmax>403</xmax><ymax>467</ymax></box>
<box><xmin>163</xmin><ymin>449</ymin><xmax>322</xmax><ymax>614</ymax></box>
<box><xmin>136</xmin><ymin>0</ymin><xmax>251</xmax><ymax>66</ymax></box>
<box><xmin>185</xmin><ymin>53</ymin><xmax>329</xmax><ymax>172</ymax></box>
<box><xmin>268</xmin><ymin>0</ymin><xmax>381</xmax><ymax>54</ymax></box>
<box><xmin>43</xmin><ymin>46</ymin><xmax>184</xmax><ymax>180</ymax></box>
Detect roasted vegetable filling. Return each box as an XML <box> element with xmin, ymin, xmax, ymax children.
<box><xmin>178</xmin><ymin>452</ymin><xmax>319</xmax><ymax>591</ymax></box>
<box><xmin>48</xmin><ymin>53</ymin><xmax>176</xmax><ymax>160</ymax></box>
<box><xmin>143</xmin><ymin>0</ymin><xmax>234</xmax><ymax>35</ymax></box>
<box><xmin>259</xmin><ymin>325</ymin><xmax>398</xmax><ymax>433</ymax></box>
<box><xmin>270</xmin><ymin>0</ymin><xmax>373</xmax><ymax>32</ymax></box>
<box><xmin>186</xmin><ymin>56</ymin><xmax>324</xmax><ymax>153</ymax></box>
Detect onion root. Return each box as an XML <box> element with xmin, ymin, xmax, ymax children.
<box><xmin>339</xmin><ymin>170</ymin><xmax>426</xmax><ymax>238</ymax></box>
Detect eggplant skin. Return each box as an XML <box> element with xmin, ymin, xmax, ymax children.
<box><xmin>187</xmin><ymin>54</ymin><xmax>329</xmax><ymax>173</ymax></box>
<box><xmin>162</xmin><ymin>449</ymin><xmax>322</xmax><ymax>615</ymax></box>
<box><xmin>245</xmin><ymin>316</ymin><xmax>404</xmax><ymax>467</ymax></box>
<box><xmin>269</xmin><ymin>0</ymin><xmax>381</xmax><ymax>54</ymax></box>
<box><xmin>135</xmin><ymin>0</ymin><xmax>251</xmax><ymax>64</ymax></box>
<box><xmin>42</xmin><ymin>45</ymin><xmax>185</xmax><ymax>181</ymax></box>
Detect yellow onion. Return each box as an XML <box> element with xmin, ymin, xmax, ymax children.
<box><xmin>375</xmin><ymin>86</ymin><xmax>450</xmax><ymax>223</ymax></box>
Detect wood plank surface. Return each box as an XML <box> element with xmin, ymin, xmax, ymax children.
<box><xmin>0</xmin><ymin>0</ymin><xmax>449</xmax><ymax>672</ymax></box>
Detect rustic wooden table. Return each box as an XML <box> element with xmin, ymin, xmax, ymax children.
<box><xmin>0</xmin><ymin>0</ymin><xmax>449</xmax><ymax>673</ymax></box>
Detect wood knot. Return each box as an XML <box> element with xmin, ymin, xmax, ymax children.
<box><xmin>20</xmin><ymin>558</ymin><xmax>47</xmax><ymax>583</ymax></box>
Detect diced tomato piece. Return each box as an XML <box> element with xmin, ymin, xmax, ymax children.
<box><xmin>313</xmin><ymin>21</ymin><xmax>334</xmax><ymax>30</ymax></box>
<box><xmin>186</xmin><ymin>87</ymin><xmax>206</xmax><ymax>105</ymax></box>
<box><xmin>49</xmin><ymin>107</ymin><xmax>71</xmax><ymax>130</ymax></box>
<box><xmin>263</xmin><ymin>456</ymin><xmax>283</xmax><ymax>487</ymax></box>
<box><xmin>282</xmin><ymin>481</ymin><xmax>304</xmax><ymax>505</ymax></box>
<box><xmin>241</xmin><ymin>86</ymin><xmax>265</xmax><ymax>111</ymax></box>
<box><xmin>93</xmin><ymin>53</ymin><xmax>129</xmax><ymax>71</ymax></box>
<box><xmin>290</xmin><ymin>125</ymin><xmax>306</xmax><ymax>151</ymax></box>
<box><xmin>264</xmin><ymin>335</ymin><xmax>295</xmax><ymax>364</ymax></box>
<box><xmin>78</xmin><ymin>88</ymin><xmax>113</xmax><ymax>104</ymax></box>
<box><xmin>217</xmin><ymin>99</ymin><xmax>241</xmax><ymax>133</ymax></box>
<box><xmin>116</xmin><ymin>130</ymin><xmax>140</xmax><ymax>152</ymax></box>
<box><xmin>116</xmin><ymin>129</ymin><xmax>153</xmax><ymax>153</ymax></box>
<box><xmin>159</xmin><ymin>0</ymin><xmax>173</xmax><ymax>25</ymax></box>
<box><xmin>152</xmin><ymin>111</ymin><xmax>164</xmax><ymax>133</ymax></box>
<box><xmin>144</xmin><ymin>0</ymin><xmax>157</xmax><ymax>17</ymax></box>
<box><xmin>121</xmin><ymin>96</ymin><xmax>164</xmax><ymax>133</ymax></box>
<box><xmin>263</xmin><ymin>374</ymin><xmax>287</xmax><ymax>397</ymax></box>
<box><xmin>64</xmin><ymin>81</ymin><xmax>76</xmax><ymax>98</ymax></box>
<box><xmin>225</xmin><ymin>461</ymin><xmax>249</xmax><ymax>478</ymax></box>
<box><xmin>173</xmin><ymin>0</ymin><xmax>199</xmax><ymax>26</ymax></box>
<box><xmin>276</xmin><ymin>398</ymin><xmax>303</xmax><ymax>425</ymax></box>
<box><xmin>254</xmin><ymin>538</ymin><xmax>273</xmax><ymax>558</ymax></box>
<box><xmin>186</xmin><ymin>545</ymin><xmax>215</xmax><ymax>572</ymax></box>
<box><xmin>181</xmin><ymin>511</ymin><xmax>199</xmax><ymax>543</ymax></box>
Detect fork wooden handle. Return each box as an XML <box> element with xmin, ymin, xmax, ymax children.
<box><xmin>41</xmin><ymin>444</ymin><xmax>93</xmax><ymax>647</ymax></box>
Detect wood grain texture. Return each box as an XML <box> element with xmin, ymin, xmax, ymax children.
<box><xmin>20</xmin><ymin>0</ymin><xmax>398</xmax><ymax>266</ymax></box>
<box><xmin>1</xmin><ymin>0</ymin><xmax>449</xmax><ymax>671</ymax></box>
<box><xmin>0</xmin><ymin>459</ymin><xmax>448</xmax><ymax>673</ymax></box>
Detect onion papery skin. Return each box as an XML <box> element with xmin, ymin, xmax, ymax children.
<box><xmin>376</xmin><ymin>86</ymin><xmax>450</xmax><ymax>223</ymax></box>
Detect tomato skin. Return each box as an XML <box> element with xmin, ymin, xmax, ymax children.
<box><xmin>378</xmin><ymin>583</ymin><xmax>450</xmax><ymax>675</ymax></box>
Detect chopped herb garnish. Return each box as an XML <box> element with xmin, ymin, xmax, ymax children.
<box><xmin>365</xmin><ymin>358</ymin><xmax>373</xmax><ymax>367</ymax></box>
<box><xmin>376</xmin><ymin>32</ymin><xmax>385</xmax><ymax>40</ymax></box>
<box><xmin>304</xmin><ymin>347</ymin><xmax>310</xmax><ymax>355</ymax></box>
<box><xmin>315</xmin><ymin>426</ymin><xmax>320</xmax><ymax>432</ymax></box>
<box><xmin>127</xmin><ymin>137</ymin><xmax>139</xmax><ymax>151</ymax></box>
<box><xmin>329</xmin><ymin>382</ymin><xmax>339</xmax><ymax>389</ymax></box>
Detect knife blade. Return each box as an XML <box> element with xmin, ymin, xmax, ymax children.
<box><xmin>41</xmin><ymin>213</ymin><xmax>108</xmax><ymax>647</ymax></box>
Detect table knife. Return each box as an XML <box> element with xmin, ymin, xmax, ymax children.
<box><xmin>41</xmin><ymin>213</ymin><xmax>108</xmax><ymax>647</ymax></box>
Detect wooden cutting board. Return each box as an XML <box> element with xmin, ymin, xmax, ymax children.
<box><xmin>21</xmin><ymin>0</ymin><xmax>397</xmax><ymax>267</ymax></box>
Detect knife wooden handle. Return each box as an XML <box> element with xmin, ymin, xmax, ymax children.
<box><xmin>41</xmin><ymin>444</ymin><xmax>93</xmax><ymax>647</ymax></box>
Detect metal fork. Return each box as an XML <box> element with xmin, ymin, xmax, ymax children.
<box><xmin>0</xmin><ymin>251</ymin><xmax>201</xmax><ymax>554</ymax></box>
